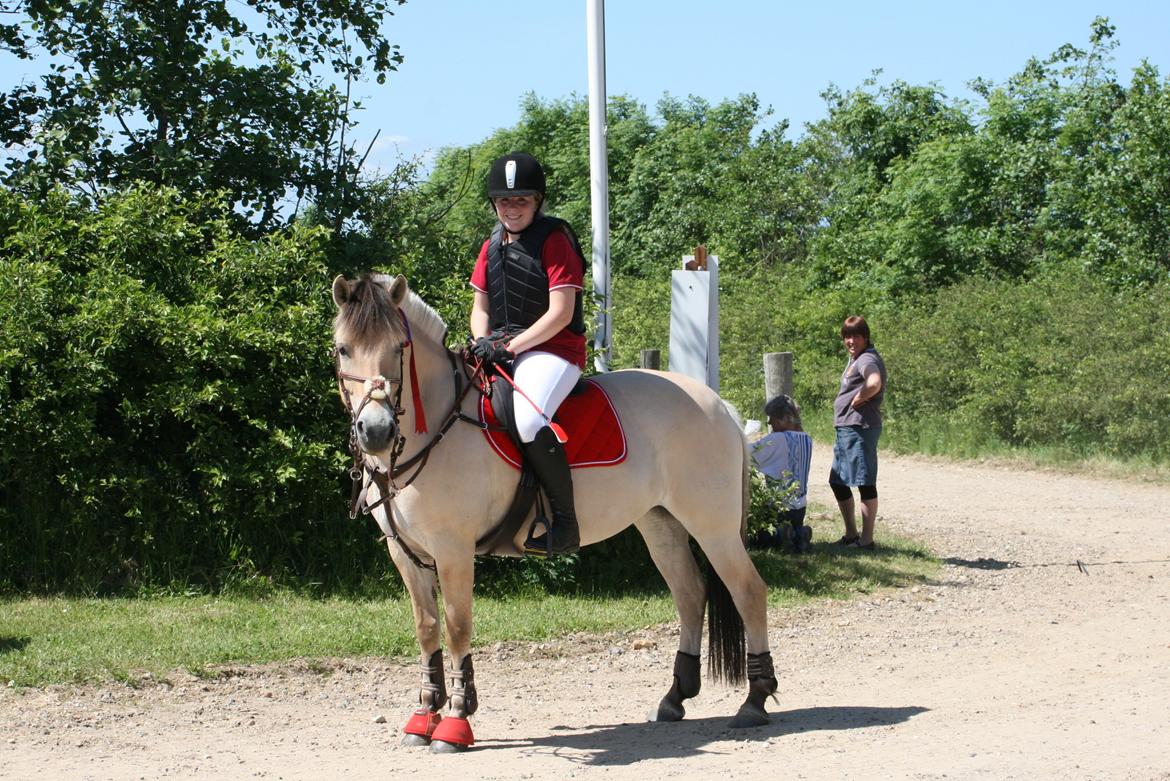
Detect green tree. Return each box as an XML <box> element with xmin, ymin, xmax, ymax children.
<box><xmin>795</xmin><ymin>18</ymin><xmax>1170</xmax><ymax>298</ymax></box>
<box><xmin>613</xmin><ymin>94</ymin><xmax>775</xmax><ymax>276</ymax></box>
<box><xmin>0</xmin><ymin>0</ymin><xmax>405</xmax><ymax>231</ymax></box>
<box><xmin>1086</xmin><ymin>62</ymin><xmax>1170</xmax><ymax>284</ymax></box>
<box><xmin>801</xmin><ymin>77</ymin><xmax>974</xmax><ymax>294</ymax></box>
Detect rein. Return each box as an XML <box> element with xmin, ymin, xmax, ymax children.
<box><xmin>335</xmin><ymin>311</ymin><xmax>489</xmax><ymax>571</ymax></box>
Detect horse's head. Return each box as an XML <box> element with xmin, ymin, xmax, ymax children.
<box><xmin>331</xmin><ymin>273</ymin><xmax>412</xmax><ymax>459</ymax></box>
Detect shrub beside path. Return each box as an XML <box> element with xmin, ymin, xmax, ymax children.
<box><xmin>3</xmin><ymin>450</ymin><xmax>1169</xmax><ymax>780</ymax></box>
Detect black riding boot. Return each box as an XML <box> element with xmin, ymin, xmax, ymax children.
<box><xmin>522</xmin><ymin>426</ymin><xmax>580</xmax><ymax>556</ymax></box>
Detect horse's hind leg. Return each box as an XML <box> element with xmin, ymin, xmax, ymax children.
<box><xmin>635</xmin><ymin>508</ymin><xmax>705</xmax><ymax>722</ymax></box>
<box><xmin>696</xmin><ymin>535</ymin><xmax>777</xmax><ymax>728</ymax></box>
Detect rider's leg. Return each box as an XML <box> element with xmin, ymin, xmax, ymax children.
<box><xmin>523</xmin><ymin>426</ymin><xmax>580</xmax><ymax>554</ymax></box>
<box><xmin>512</xmin><ymin>351</ymin><xmax>581</xmax><ymax>555</ymax></box>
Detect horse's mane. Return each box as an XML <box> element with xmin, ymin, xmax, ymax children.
<box><xmin>336</xmin><ymin>273</ymin><xmax>448</xmax><ymax>348</ymax></box>
<box><xmin>398</xmin><ymin>287</ymin><xmax>448</xmax><ymax>346</ymax></box>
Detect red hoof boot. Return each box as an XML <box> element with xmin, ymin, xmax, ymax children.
<box><xmin>402</xmin><ymin>709</ymin><xmax>441</xmax><ymax>746</ymax></box>
<box><xmin>429</xmin><ymin>716</ymin><xmax>474</xmax><ymax>752</ymax></box>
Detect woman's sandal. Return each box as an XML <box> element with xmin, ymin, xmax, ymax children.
<box><xmin>836</xmin><ymin>534</ymin><xmax>860</xmax><ymax>546</ymax></box>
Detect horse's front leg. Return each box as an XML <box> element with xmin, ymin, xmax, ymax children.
<box><xmin>383</xmin><ymin>539</ymin><xmax>446</xmax><ymax>747</ymax></box>
<box><xmin>428</xmin><ymin>553</ymin><xmax>477</xmax><ymax>753</ymax></box>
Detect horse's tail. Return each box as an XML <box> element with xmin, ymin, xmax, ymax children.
<box><xmin>706</xmin><ymin>397</ymin><xmax>750</xmax><ymax>686</ymax></box>
<box><xmin>706</xmin><ymin>560</ymin><xmax>746</xmax><ymax>686</ymax></box>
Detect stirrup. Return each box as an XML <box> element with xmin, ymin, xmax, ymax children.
<box><xmin>523</xmin><ymin>515</ymin><xmax>579</xmax><ymax>557</ymax></box>
<box><xmin>523</xmin><ymin>514</ymin><xmax>552</xmax><ymax>557</ymax></box>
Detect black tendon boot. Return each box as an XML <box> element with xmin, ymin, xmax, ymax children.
<box><xmin>522</xmin><ymin>426</ymin><xmax>580</xmax><ymax>556</ymax></box>
<box><xmin>730</xmin><ymin>651</ymin><xmax>779</xmax><ymax>728</ymax></box>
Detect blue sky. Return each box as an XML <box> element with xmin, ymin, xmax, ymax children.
<box><xmin>357</xmin><ymin>0</ymin><xmax>1168</xmax><ymax>171</ymax></box>
<box><xmin>2</xmin><ymin>1</ymin><xmax>1166</xmax><ymax>175</ymax></box>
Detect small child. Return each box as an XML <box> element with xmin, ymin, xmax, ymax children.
<box><xmin>750</xmin><ymin>395</ymin><xmax>813</xmax><ymax>552</ymax></box>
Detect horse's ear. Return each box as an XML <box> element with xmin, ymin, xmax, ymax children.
<box><xmin>387</xmin><ymin>274</ymin><xmax>409</xmax><ymax>306</ymax></box>
<box><xmin>331</xmin><ymin>275</ymin><xmax>350</xmax><ymax>307</ymax></box>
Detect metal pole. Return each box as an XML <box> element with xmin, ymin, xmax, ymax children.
<box><xmin>586</xmin><ymin>0</ymin><xmax>611</xmax><ymax>372</ymax></box>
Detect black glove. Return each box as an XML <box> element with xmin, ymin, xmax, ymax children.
<box><xmin>470</xmin><ymin>335</ymin><xmax>513</xmax><ymax>365</ymax></box>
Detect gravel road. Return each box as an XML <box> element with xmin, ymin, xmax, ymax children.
<box><xmin>3</xmin><ymin>450</ymin><xmax>1169</xmax><ymax>780</ymax></box>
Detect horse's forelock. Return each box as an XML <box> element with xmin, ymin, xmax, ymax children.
<box><xmin>335</xmin><ymin>274</ymin><xmax>407</xmax><ymax>348</ymax></box>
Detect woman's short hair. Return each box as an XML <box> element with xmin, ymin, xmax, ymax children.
<box><xmin>840</xmin><ymin>315</ymin><xmax>871</xmax><ymax>342</ymax></box>
<box><xmin>764</xmin><ymin>395</ymin><xmax>802</xmax><ymax>430</ymax></box>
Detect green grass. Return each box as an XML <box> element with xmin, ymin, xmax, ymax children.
<box><xmin>0</xmin><ymin>525</ymin><xmax>938</xmax><ymax>687</ymax></box>
<box><xmin>859</xmin><ymin>412</ymin><xmax>1170</xmax><ymax>484</ymax></box>
<box><xmin>799</xmin><ymin>406</ymin><xmax>1170</xmax><ymax>485</ymax></box>
<box><xmin>754</xmin><ymin>508</ymin><xmax>936</xmax><ymax>605</ymax></box>
<box><xmin>0</xmin><ymin>592</ymin><xmax>681</xmax><ymax>687</ymax></box>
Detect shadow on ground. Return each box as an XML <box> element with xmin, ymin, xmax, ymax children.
<box><xmin>475</xmin><ymin>705</ymin><xmax>929</xmax><ymax>765</ymax></box>
<box><xmin>944</xmin><ymin>556</ymin><xmax>1017</xmax><ymax>570</ymax></box>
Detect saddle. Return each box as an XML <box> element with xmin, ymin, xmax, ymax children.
<box><xmin>472</xmin><ymin>376</ymin><xmax>627</xmax><ymax>556</ymax></box>
<box><xmin>479</xmin><ymin>377</ymin><xmax>627</xmax><ymax>470</ymax></box>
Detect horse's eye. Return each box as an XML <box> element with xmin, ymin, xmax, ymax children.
<box><xmin>336</xmin><ymin>345</ymin><xmax>348</xmax><ymax>358</ymax></box>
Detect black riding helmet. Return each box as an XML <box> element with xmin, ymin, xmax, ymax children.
<box><xmin>487</xmin><ymin>152</ymin><xmax>546</xmax><ymax>200</ymax></box>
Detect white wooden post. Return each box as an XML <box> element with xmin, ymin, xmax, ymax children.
<box><xmin>668</xmin><ymin>251</ymin><xmax>719</xmax><ymax>391</ymax></box>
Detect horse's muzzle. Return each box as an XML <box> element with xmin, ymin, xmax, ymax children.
<box><xmin>356</xmin><ymin>406</ymin><xmax>398</xmax><ymax>454</ymax></box>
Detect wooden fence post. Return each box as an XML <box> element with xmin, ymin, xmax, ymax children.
<box><xmin>763</xmin><ymin>352</ymin><xmax>793</xmax><ymax>401</ymax></box>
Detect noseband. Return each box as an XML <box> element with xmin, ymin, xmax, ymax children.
<box><xmin>336</xmin><ymin>350</ymin><xmax>409</xmax><ymax>479</ymax></box>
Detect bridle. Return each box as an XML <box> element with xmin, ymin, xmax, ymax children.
<box><xmin>334</xmin><ymin>310</ymin><xmax>488</xmax><ymax>571</ymax></box>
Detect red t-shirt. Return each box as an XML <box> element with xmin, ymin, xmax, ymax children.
<box><xmin>470</xmin><ymin>227</ymin><xmax>587</xmax><ymax>369</ymax></box>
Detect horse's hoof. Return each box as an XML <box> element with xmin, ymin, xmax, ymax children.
<box><xmin>429</xmin><ymin>715</ymin><xmax>474</xmax><ymax>751</ymax></box>
<box><xmin>401</xmin><ymin>708</ymin><xmax>441</xmax><ymax>746</ymax></box>
<box><xmin>400</xmin><ymin>733</ymin><xmax>430</xmax><ymax>747</ymax></box>
<box><xmin>650</xmin><ymin>696</ymin><xmax>685</xmax><ymax>722</ymax></box>
<box><xmin>729</xmin><ymin>703</ymin><xmax>770</xmax><ymax>728</ymax></box>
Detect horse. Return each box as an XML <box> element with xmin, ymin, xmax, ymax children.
<box><xmin>330</xmin><ymin>272</ymin><xmax>777</xmax><ymax>752</ymax></box>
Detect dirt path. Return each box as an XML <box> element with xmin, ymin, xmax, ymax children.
<box><xmin>4</xmin><ymin>450</ymin><xmax>1170</xmax><ymax>780</ymax></box>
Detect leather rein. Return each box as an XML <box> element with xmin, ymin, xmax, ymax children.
<box><xmin>334</xmin><ymin>312</ymin><xmax>488</xmax><ymax>571</ymax></box>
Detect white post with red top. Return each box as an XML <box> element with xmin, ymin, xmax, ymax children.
<box><xmin>669</xmin><ymin>247</ymin><xmax>720</xmax><ymax>391</ymax></box>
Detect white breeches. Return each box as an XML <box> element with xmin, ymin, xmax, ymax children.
<box><xmin>510</xmin><ymin>351</ymin><xmax>582</xmax><ymax>443</ymax></box>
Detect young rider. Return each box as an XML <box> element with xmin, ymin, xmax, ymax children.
<box><xmin>468</xmin><ymin>152</ymin><xmax>588</xmax><ymax>556</ymax></box>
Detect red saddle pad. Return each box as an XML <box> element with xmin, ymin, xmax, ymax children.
<box><xmin>479</xmin><ymin>379</ymin><xmax>627</xmax><ymax>470</ymax></box>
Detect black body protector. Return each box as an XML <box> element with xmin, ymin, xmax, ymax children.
<box><xmin>486</xmin><ymin>215</ymin><xmax>586</xmax><ymax>339</ymax></box>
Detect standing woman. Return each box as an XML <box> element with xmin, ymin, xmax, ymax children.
<box><xmin>829</xmin><ymin>315</ymin><xmax>887</xmax><ymax>550</ymax></box>
<box><xmin>468</xmin><ymin>152</ymin><xmax>588</xmax><ymax>556</ymax></box>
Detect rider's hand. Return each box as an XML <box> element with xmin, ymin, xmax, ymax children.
<box><xmin>471</xmin><ymin>335</ymin><xmax>513</xmax><ymax>365</ymax></box>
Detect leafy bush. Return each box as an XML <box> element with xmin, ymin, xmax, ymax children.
<box><xmin>747</xmin><ymin>470</ymin><xmax>800</xmax><ymax>539</ymax></box>
<box><xmin>0</xmin><ymin>186</ymin><xmax>373</xmax><ymax>592</ymax></box>
<box><xmin>883</xmin><ymin>272</ymin><xmax>1170</xmax><ymax>459</ymax></box>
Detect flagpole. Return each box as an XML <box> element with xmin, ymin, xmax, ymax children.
<box><xmin>586</xmin><ymin>0</ymin><xmax>611</xmax><ymax>372</ymax></box>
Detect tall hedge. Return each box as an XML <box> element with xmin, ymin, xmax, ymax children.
<box><xmin>0</xmin><ymin>187</ymin><xmax>670</xmax><ymax>595</ymax></box>
<box><xmin>0</xmin><ymin>187</ymin><xmax>375</xmax><ymax>592</ymax></box>
<box><xmin>881</xmin><ymin>273</ymin><xmax>1170</xmax><ymax>459</ymax></box>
